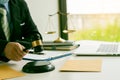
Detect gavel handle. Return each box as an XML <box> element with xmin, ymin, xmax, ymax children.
<box><xmin>23</xmin><ymin>48</ymin><xmax>28</xmax><ymax>52</ymax></box>
<box><xmin>16</xmin><ymin>40</ymin><xmax>32</xmax><ymax>48</ymax></box>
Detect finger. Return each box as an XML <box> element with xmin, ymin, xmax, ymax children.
<box><xmin>14</xmin><ymin>43</ymin><xmax>26</xmax><ymax>56</ymax></box>
<box><xmin>12</xmin><ymin>57</ymin><xmax>23</xmax><ymax>61</ymax></box>
<box><xmin>19</xmin><ymin>44</ymin><xmax>28</xmax><ymax>54</ymax></box>
<box><xmin>12</xmin><ymin>50</ymin><xmax>24</xmax><ymax>61</ymax></box>
<box><xmin>11</xmin><ymin>48</ymin><xmax>24</xmax><ymax>60</ymax></box>
<box><xmin>23</xmin><ymin>49</ymin><xmax>29</xmax><ymax>53</ymax></box>
<box><xmin>7</xmin><ymin>51</ymin><xmax>22</xmax><ymax>61</ymax></box>
<box><xmin>10</xmin><ymin>49</ymin><xmax>24</xmax><ymax>61</ymax></box>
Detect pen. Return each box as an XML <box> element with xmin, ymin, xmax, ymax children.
<box><xmin>49</xmin><ymin>53</ymin><xmax>72</xmax><ymax>61</ymax></box>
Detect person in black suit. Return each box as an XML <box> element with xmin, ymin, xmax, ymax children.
<box><xmin>0</xmin><ymin>0</ymin><xmax>42</xmax><ymax>61</ymax></box>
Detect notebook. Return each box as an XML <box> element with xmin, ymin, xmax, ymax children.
<box><xmin>23</xmin><ymin>50</ymin><xmax>72</xmax><ymax>61</ymax></box>
<box><xmin>74</xmin><ymin>40</ymin><xmax>120</xmax><ymax>56</ymax></box>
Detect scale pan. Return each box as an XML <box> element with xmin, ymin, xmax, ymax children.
<box><xmin>63</xmin><ymin>30</ymin><xmax>76</xmax><ymax>33</ymax></box>
<box><xmin>45</xmin><ymin>31</ymin><xmax>56</xmax><ymax>34</ymax></box>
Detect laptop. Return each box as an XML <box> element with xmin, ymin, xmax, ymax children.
<box><xmin>74</xmin><ymin>40</ymin><xmax>120</xmax><ymax>56</ymax></box>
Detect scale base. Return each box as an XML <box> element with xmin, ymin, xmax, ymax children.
<box><xmin>53</xmin><ymin>37</ymin><xmax>66</xmax><ymax>43</ymax></box>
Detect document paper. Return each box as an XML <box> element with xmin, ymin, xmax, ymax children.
<box><xmin>60</xmin><ymin>59</ymin><xmax>102</xmax><ymax>72</ymax></box>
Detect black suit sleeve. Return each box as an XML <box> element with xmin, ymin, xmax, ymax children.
<box><xmin>0</xmin><ymin>40</ymin><xmax>10</xmax><ymax>62</ymax></box>
<box><xmin>20</xmin><ymin>0</ymin><xmax>43</xmax><ymax>40</ymax></box>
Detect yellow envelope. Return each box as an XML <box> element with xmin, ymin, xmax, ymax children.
<box><xmin>60</xmin><ymin>59</ymin><xmax>102</xmax><ymax>72</ymax></box>
<box><xmin>0</xmin><ymin>64</ymin><xmax>25</xmax><ymax>80</ymax></box>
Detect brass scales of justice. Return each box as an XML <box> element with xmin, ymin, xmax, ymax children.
<box><xmin>45</xmin><ymin>11</ymin><xmax>76</xmax><ymax>43</ymax></box>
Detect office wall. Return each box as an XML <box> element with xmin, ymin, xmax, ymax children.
<box><xmin>25</xmin><ymin>0</ymin><xmax>59</xmax><ymax>41</ymax></box>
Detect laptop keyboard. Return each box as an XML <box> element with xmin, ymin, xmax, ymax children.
<box><xmin>97</xmin><ymin>44</ymin><xmax>119</xmax><ymax>53</ymax></box>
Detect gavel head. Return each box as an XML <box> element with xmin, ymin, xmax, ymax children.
<box><xmin>31</xmin><ymin>34</ymin><xmax>44</xmax><ymax>53</ymax></box>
